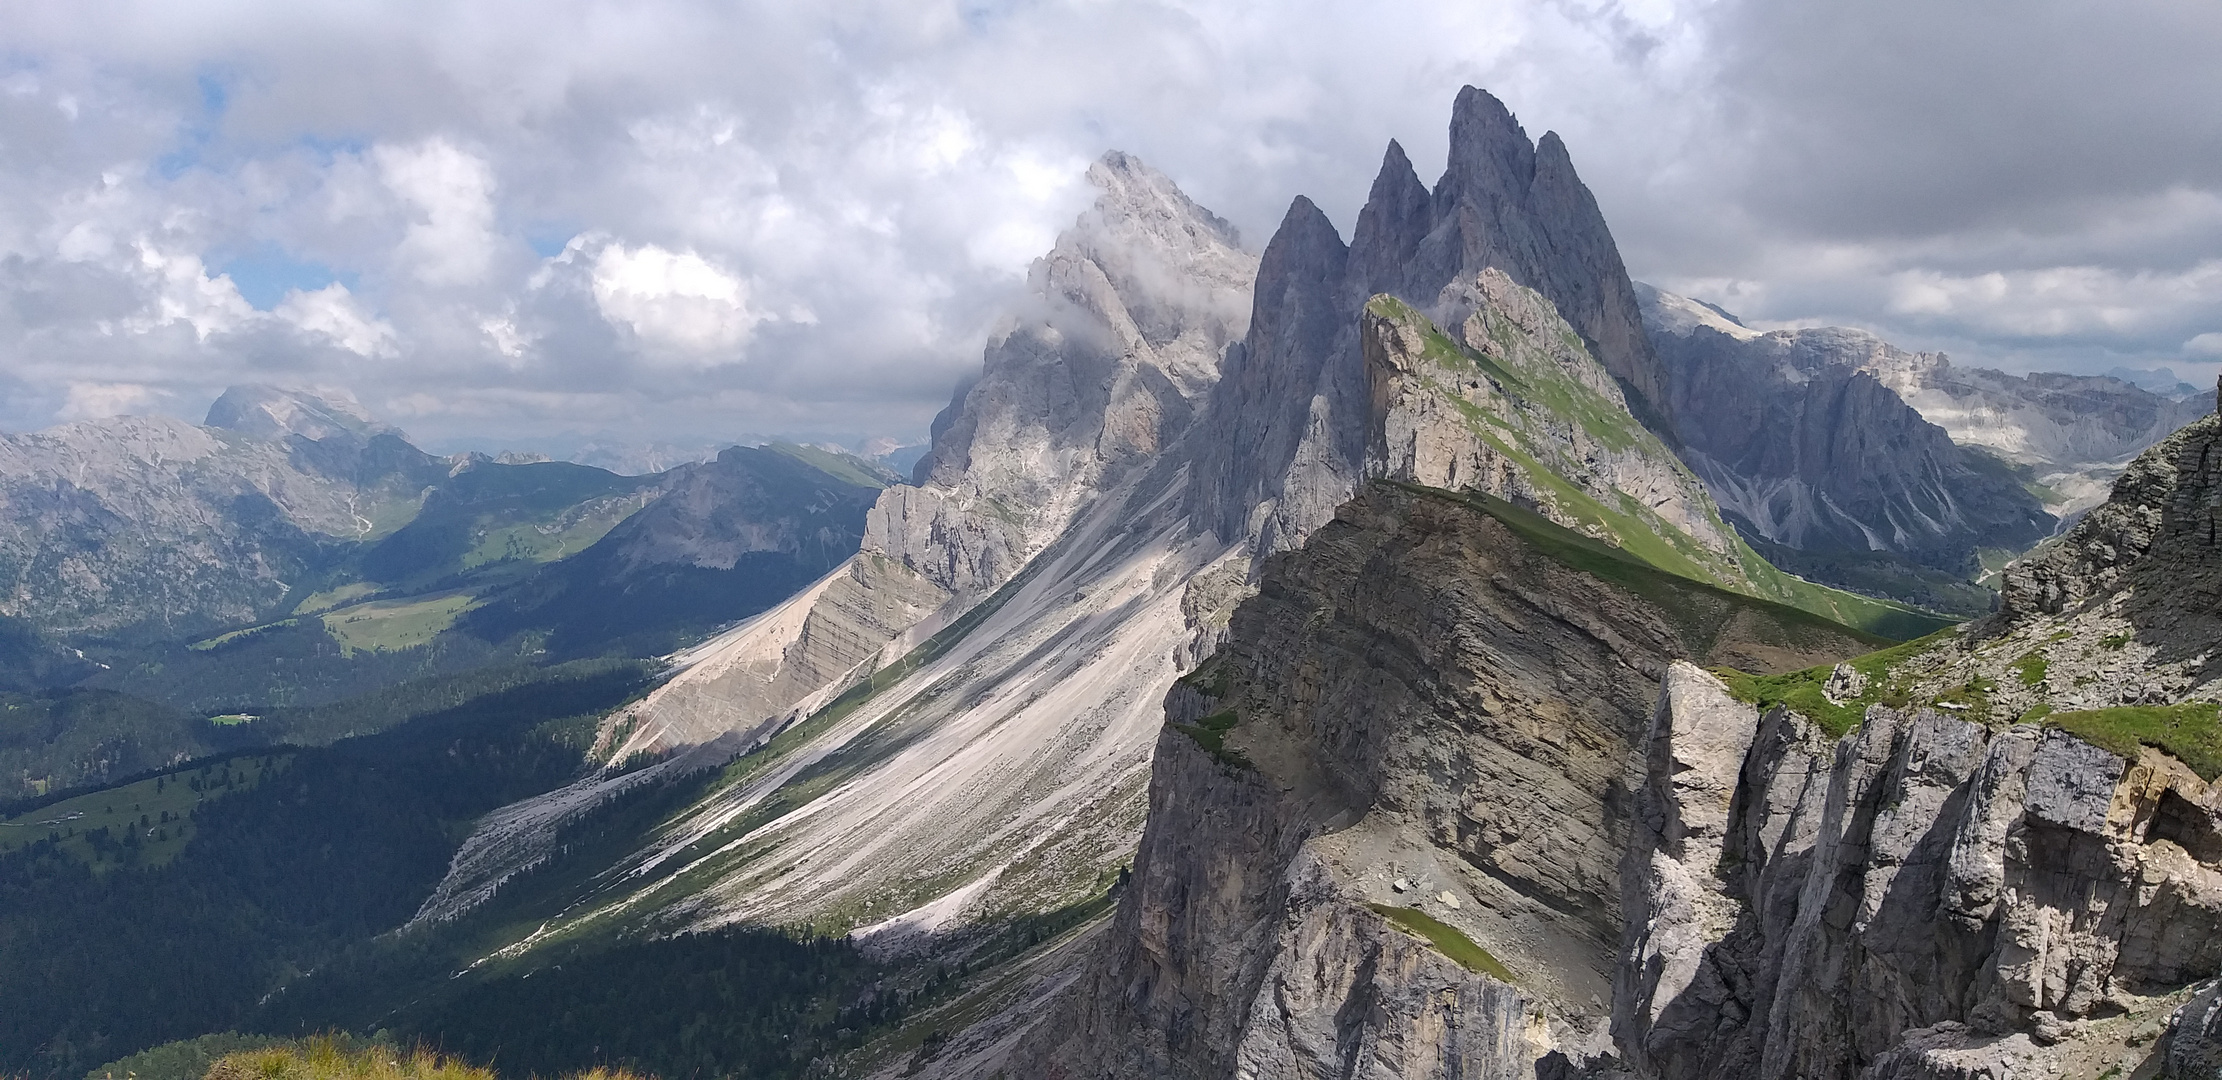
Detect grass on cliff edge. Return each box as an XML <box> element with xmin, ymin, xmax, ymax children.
<box><xmin>201</xmin><ymin>1035</ymin><xmax>649</xmax><ymax>1080</ymax></box>
<box><xmin>2046</xmin><ymin>703</ymin><xmax>2222</xmax><ymax>782</ymax></box>
<box><xmin>1710</xmin><ymin>630</ymin><xmax>1959</xmax><ymax>738</ymax></box>
<box><xmin>1716</xmin><ymin>656</ymin><xmax>2222</xmax><ymax>780</ymax></box>
<box><xmin>1368</xmin><ymin>904</ymin><xmax>1516</xmax><ymax>984</ymax></box>
<box><xmin>1403</xmin><ymin>483</ymin><xmax>1943</xmax><ymax>646</ymax></box>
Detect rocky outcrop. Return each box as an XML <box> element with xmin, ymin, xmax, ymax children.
<box><xmin>2001</xmin><ymin>392</ymin><xmax>2222</xmax><ymax>627</ymax></box>
<box><xmin>1190</xmin><ymin>87</ymin><xmax>1665</xmax><ymax>557</ymax></box>
<box><xmin>1639</xmin><ymin>285</ymin><xmax>2054</xmax><ymax>574</ymax></box>
<box><xmin>597</xmin><ymin>553</ymin><xmax>953</xmax><ymax>761</ymax></box>
<box><xmin>1013</xmin><ymin>484</ymin><xmax>1886</xmax><ymax>1079</ymax></box>
<box><xmin>1359</xmin><ymin>272</ymin><xmax>1944</xmax><ymax>636</ymax></box>
<box><xmin>992</xmin><ymin>264</ymin><xmax>2222</xmax><ymax>1080</ymax></box>
<box><xmin>1365</xmin><ymin>270</ymin><xmax>1743</xmax><ymax>580</ymax></box>
<box><xmin>1620</xmin><ymin>676</ymin><xmax>2222</xmax><ymax>1080</ymax></box>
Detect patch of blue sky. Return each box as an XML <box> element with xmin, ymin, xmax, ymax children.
<box><xmin>155</xmin><ymin>73</ymin><xmax>229</xmax><ymax>179</ymax></box>
<box><xmin>218</xmin><ymin>247</ymin><xmax>351</xmax><ymax>311</ymax></box>
<box><xmin>527</xmin><ymin>227</ymin><xmax>580</xmax><ymax>259</ymax></box>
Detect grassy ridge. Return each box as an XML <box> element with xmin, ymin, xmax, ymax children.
<box><xmin>1403</xmin><ymin>484</ymin><xmax>1930</xmax><ymax>650</ymax></box>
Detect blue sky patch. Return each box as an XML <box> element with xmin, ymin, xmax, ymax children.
<box><xmin>218</xmin><ymin>248</ymin><xmax>348</xmax><ymax>310</ymax></box>
<box><xmin>527</xmin><ymin>227</ymin><xmax>579</xmax><ymax>259</ymax></box>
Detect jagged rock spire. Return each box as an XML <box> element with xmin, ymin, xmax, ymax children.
<box><xmin>1186</xmin><ymin>85</ymin><xmax>1667</xmax><ymax>551</ymax></box>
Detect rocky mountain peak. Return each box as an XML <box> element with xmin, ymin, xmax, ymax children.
<box><xmin>1438</xmin><ymin>85</ymin><xmax>1538</xmax><ymax>209</ymax></box>
<box><xmin>1410</xmin><ymin>87</ymin><xmax>1663</xmax><ymax>419</ymax></box>
<box><xmin>872</xmin><ymin>151</ymin><xmax>1257</xmax><ymax>596</ymax></box>
<box><xmin>1188</xmin><ymin>86</ymin><xmax>1671</xmax><ymax>554</ymax></box>
<box><xmin>1347</xmin><ymin>141</ymin><xmax>1431</xmax><ymax>290</ymax></box>
<box><xmin>204</xmin><ymin>384</ymin><xmax>393</xmax><ymax>444</ymax></box>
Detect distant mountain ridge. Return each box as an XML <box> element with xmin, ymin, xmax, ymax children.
<box><xmin>1639</xmin><ymin>284</ymin><xmax>2054</xmax><ymax>572</ymax></box>
<box><xmin>1643</xmin><ymin>285</ymin><xmax>2211</xmax><ymax>525</ymax></box>
<box><xmin>0</xmin><ymin>388</ymin><xmax>896</xmax><ymax>798</ymax></box>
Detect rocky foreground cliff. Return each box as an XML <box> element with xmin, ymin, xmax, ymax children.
<box><xmin>977</xmin><ymin>389</ymin><xmax>2222</xmax><ymax>1080</ymax></box>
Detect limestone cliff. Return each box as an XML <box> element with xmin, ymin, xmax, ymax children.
<box><xmin>1619</xmin><ymin>672</ymin><xmax>2222</xmax><ymax>1080</ymax></box>
<box><xmin>874</xmin><ymin>150</ymin><xmax>1255</xmax><ymax>599</ymax></box>
<box><xmin>984</xmin><ymin>311</ymin><xmax>2222</xmax><ymax>1080</ymax></box>
<box><xmin>1640</xmin><ymin>286</ymin><xmax>2053</xmax><ymax>574</ymax></box>
<box><xmin>1361</xmin><ymin>272</ymin><xmax>1947</xmax><ymax>636</ymax></box>
<box><xmin>1365</xmin><ymin>272</ymin><xmax>1739</xmax><ymax>580</ymax></box>
<box><xmin>1640</xmin><ymin>283</ymin><xmax>2207</xmax><ymax>557</ymax></box>
<box><xmin>1609</xmin><ymin>393</ymin><xmax>2222</xmax><ymax>1080</ymax></box>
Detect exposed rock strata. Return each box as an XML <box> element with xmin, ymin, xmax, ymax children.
<box><xmin>417</xmin><ymin>152</ymin><xmax>1258</xmax><ymax>932</ymax></box>
<box><xmin>880</xmin><ymin>151</ymin><xmax>1255</xmax><ymax>599</ymax></box>
<box><xmin>1641</xmin><ymin>284</ymin><xmax>2209</xmax><ymax>566</ymax></box>
<box><xmin>1012</xmin><ymin>484</ymin><xmax>1884</xmax><ymax>1079</ymax></box>
<box><xmin>1366</xmin><ymin>270</ymin><xmax>1740</xmax><ymax>572</ymax></box>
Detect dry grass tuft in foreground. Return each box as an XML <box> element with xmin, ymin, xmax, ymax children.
<box><xmin>205</xmin><ymin>1035</ymin><xmax>651</xmax><ymax>1080</ymax></box>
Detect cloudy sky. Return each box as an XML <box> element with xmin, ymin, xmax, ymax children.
<box><xmin>2</xmin><ymin>0</ymin><xmax>2217</xmax><ymax>449</ymax></box>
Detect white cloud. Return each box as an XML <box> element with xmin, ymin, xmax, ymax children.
<box><xmin>276</xmin><ymin>282</ymin><xmax>396</xmax><ymax>357</ymax></box>
<box><xmin>375</xmin><ymin>138</ymin><xmax>497</xmax><ymax>286</ymax></box>
<box><xmin>590</xmin><ymin>241</ymin><xmax>761</xmax><ymax>356</ymax></box>
<box><xmin>2187</xmin><ymin>332</ymin><xmax>2222</xmax><ymax>358</ymax></box>
<box><xmin>0</xmin><ymin>0</ymin><xmax>2215</xmax><ymax>441</ymax></box>
<box><xmin>480</xmin><ymin>313</ymin><xmax>529</xmax><ymax>359</ymax></box>
<box><xmin>58</xmin><ymin>381</ymin><xmax>161</xmax><ymax>420</ymax></box>
<box><xmin>1882</xmin><ymin>262</ymin><xmax>2222</xmax><ymax>340</ymax></box>
<box><xmin>126</xmin><ymin>243</ymin><xmax>256</xmax><ymax>340</ymax></box>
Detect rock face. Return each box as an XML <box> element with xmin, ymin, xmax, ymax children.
<box><xmin>1190</xmin><ymin>86</ymin><xmax>1665</xmax><ymax>556</ymax></box>
<box><xmin>2002</xmin><ymin>394</ymin><xmax>2222</xmax><ymax>630</ymax></box>
<box><xmin>1618</xmin><ymin>683</ymin><xmax>2222</xmax><ymax>1080</ymax></box>
<box><xmin>995</xmin><ymin>368</ymin><xmax>2222</xmax><ymax>1079</ymax></box>
<box><xmin>1357</xmin><ymin>273</ymin><xmax>1948</xmax><ymax>636</ymax></box>
<box><xmin>1009</xmin><ymin>484</ymin><xmax>1885</xmax><ymax>1079</ymax></box>
<box><xmin>1639</xmin><ymin>285</ymin><xmax>2054</xmax><ymax>573</ymax></box>
<box><xmin>1364</xmin><ymin>271</ymin><xmax>1743</xmax><ymax>581</ymax></box>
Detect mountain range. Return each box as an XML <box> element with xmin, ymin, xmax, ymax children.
<box><xmin>5</xmin><ymin>85</ymin><xmax>2222</xmax><ymax>1080</ymax></box>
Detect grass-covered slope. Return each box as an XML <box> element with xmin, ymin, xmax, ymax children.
<box><xmin>1365</xmin><ymin>287</ymin><xmax>1955</xmax><ymax>642</ymax></box>
<box><xmin>1713</xmin><ymin>406</ymin><xmax>2222</xmax><ymax>775</ymax></box>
